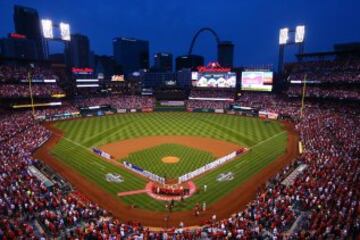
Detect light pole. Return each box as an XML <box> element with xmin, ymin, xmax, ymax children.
<box><xmin>277</xmin><ymin>25</ymin><xmax>305</xmax><ymax>74</ymax></box>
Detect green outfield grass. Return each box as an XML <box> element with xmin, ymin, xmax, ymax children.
<box><xmin>123</xmin><ymin>143</ymin><xmax>215</xmax><ymax>179</ymax></box>
<box><xmin>50</xmin><ymin>112</ymin><xmax>288</xmax><ymax>212</ymax></box>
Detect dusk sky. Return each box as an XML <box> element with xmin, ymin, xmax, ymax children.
<box><xmin>1</xmin><ymin>0</ymin><xmax>360</xmax><ymax>67</ymax></box>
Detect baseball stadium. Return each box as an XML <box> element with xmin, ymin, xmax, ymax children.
<box><xmin>0</xmin><ymin>1</ymin><xmax>359</xmax><ymax>239</ymax></box>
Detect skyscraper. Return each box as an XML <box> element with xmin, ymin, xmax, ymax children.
<box><xmin>175</xmin><ymin>55</ymin><xmax>204</xmax><ymax>71</ymax></box>
<box><xmin>217</xmin><ymin>41</ymin><xmax>234</xmax><ymax>67</ymax></box>
<box><xmin>66</xmin><ymin>34</ymin><xmax>90</xmax><ymax>67</ymax></box>
<box><xmin>0</xmin><ymin>36</ymin><xmax>39</xmax><ymax>60</ymax></box>
<box><xmin>113</xmin><ymin>37</ymin><xmax>149</xmax><ymax>75</ymax></box>
<box><xmin>94</xmin><ymin>55</ymin><xmax>118</xmax><ymax>80</ymax></box>
<box><xmin>153</xmin><ymin>52</ymin><xmax>173</xmax><ymax>72</ymax></box>
<box><xmin>13</xmin><ymin>5</ymin><xmax>43</xmax><ymax>59</ymax></box>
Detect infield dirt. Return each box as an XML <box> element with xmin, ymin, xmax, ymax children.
<box><xmin>34</xmin><ymin>121</ymin><xmax>298</xmax><ymax>228</ymax></box>
<box><xmin>98</xmin><ymin>136</ymin><xmax>242</xmax><ymax>159</ymax></box>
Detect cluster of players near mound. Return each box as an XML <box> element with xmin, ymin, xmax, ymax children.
<box><xmin>0</xmin><ymin>58</ymin><xmax>359</xmax><ymax>238</ymax></box>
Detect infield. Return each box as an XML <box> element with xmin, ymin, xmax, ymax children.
<box><xmin>120</xmin><ymin>143</ymin><xmax>217</xmax><ymax>179</ymax></box>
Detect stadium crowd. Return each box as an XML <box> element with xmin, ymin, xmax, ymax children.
<box><xmin>286</xmin><ymin>59</ymin><xmax>360</xmax><ymax>83</ymax></box>
<box><xmin>286</xmin><ymin>85</ymin><xmax>360</xmax><ymax>100</ymax></box>
<box><xmin>74</xmin><ymin>95</ymin><xmax>155</xmax><ymax>109</ymax></box>
<box><xmin>0</xmin><ymin>84</ymin><xmax>64</xmax><ymax>98</ymax></box>
<box><xmin>186</xmin><ymin>100</ymin><xmax>231</xmax><ymax>110</ymax></box>
<box><xmin>33</xmin><ymin>103</ymin><xmax>79</xmax><ymax>117</ymax></box>
<box><xmin>0</xmin><ymin>65</ymin><xmax>58</xmax><ymax>83</ymax></box>
<box><xmin>234</xmin><ymin>92</ymin><xmax>301</xmax><ymax>117</ymax></box>
<box><xmin>0</xmin><ymin>99</ymin><xmax>359</xmax><ymax>239</ymax></box>
<box><xmin>189</xmin><ymin>89</ymin><xmax>235</xmax><ymax>99</ymax></box>
<box><xmin>0</xmin><ymin>112</ymin><xmax>35</xmax><ymax>142</ymax></box>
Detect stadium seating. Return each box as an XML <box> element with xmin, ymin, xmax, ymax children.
<box><xmin>186</xmin><ymin>99</ymin><xmax>230</xmax><ymax>109</ymax></box>
<box><xmin>286</xmin><ymin>85</ymin><xmax>360</xmax><ymax>100</ymax></box>
<box><xmin>74</xmin><ymin>95</ymin><xmax>155</xmax><ymax>109</ymax></box>
<box><xmin>189</xmin><ymin>89</ymin><xmax>235</xmax><ymax>99</ymax></box>
<box><xmin>0</xmin><ymin>84</ymin><xmax>64</xmax><ymax>98</ymax></box>
<box><xmin>285</xmin><ymin>58</ymin><xmax>360</xmax><ymax>83</ymax></box>
<box><xmin>1</xmin><ymin>100</ymin><xmax>359</xmax><ymax>239</ymax></box>
<box><xmin>0</xmin><ymin>62</ymin><xmax>359</xmax><ymax>239</ymax></box>
<box><xmin>285</xmin><ymin>58</ymin><xmax>360</xmax><ymax>101</ymax></box>
<box><xmin>0</xmin><ymin>65</ymin><xmax>58</xmax><ymax>83</ymax></box>
<box><xmin>0</xmin><ymin>65</ymin><xmax>64</xmax><ymax>98</ymax></box>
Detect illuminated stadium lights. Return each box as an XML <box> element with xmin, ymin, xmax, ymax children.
<box><xmin>295</xmin><ymin>25</ymin><xmax>305</xmax><ymax>43</ymax></box>
<box><xmin>60</xmin><ymin>22</ymin><xmax>71</xmax><ymax>41</ymax></box>
<box><xmin>41</xmin><ymin>19</ymin><xmax>53</xmax><ymax>39</ymax></box>
<box><xmin>279</xmin><ymin>28</ymin><xmax>289</xmax><ymax>45</ymax></box>
<box><xmin>278</xmin><ymin>25</ymin><xmax>306</xmax><ymax>73</ymax></box>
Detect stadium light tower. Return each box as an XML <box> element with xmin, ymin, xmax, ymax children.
<box><xmin>28</xmin><ymin>18</ymin><xmax>71</xmax><ymax>117</ymax></box>
<box><xmin>278</xmin><ymin>25</ymin><xmax>306</xmax><ymax>74</ymax></box>
<box><xmin>41</xmin><ymin>19</ymin><xmax>54</xmax><ymax>39</ymax></box>
<box><xmin>59</xmin><ymin>22</ymin><xmax>71</xmax><ymax>41</ymax></box>
<box><xmin>41</xmin><ymin>18</ymin><xmax>71</xmax><ymax>58</ymax></box>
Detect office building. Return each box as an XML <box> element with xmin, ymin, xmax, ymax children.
<box><xmin>175</xmin><ymin>55</ymin><xmax>204</xmax><ymax>71</ymax></box>
<box><xmin>113</xmin><ymin>37</ymin><xmax>149</xmax><ymax>75</ymax></box>
<box><xmin>217</xmin><ymin>41</ymin><xmax>234</xmax><ymax>67</ymax></box>
<box><xmin>13</xmin><ymin>5</ymin><xmax>43</xmax><ymax>59</ymax></box>
<box><xmin>176</xmin><ymin>68</ymin><xmax>192</xmax><ymax>89</ymax></box>
<box><xmin>153</xmin><ymin>52</ymin><xmax>173</xmax><ymax>72</ymax></box>
<box><xmin>66</xmin><ymin>34</ymin><xmax>90</xmax><ymax>67</ymax></box>
<box><xmin>143</xmin><ymin>72</ymin><xmax>175</xmax><ymax>88</ymax></box>
<box><xmin>94</xmin><ymin>55</ymin><xmax>119</xmax><ymax>80</ymax></box>
<box><xmin>0</xmin><ymin>37</ymin><xmax>39</xmax><ymax>60</ymax></box>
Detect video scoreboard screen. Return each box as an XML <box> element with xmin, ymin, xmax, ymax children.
<box><xmin>241</xmin><ymin>71</ymin><xmax>273</xmax><ymax>92</ymax></box>
<box><xmin>191</xmin><ymin>71</ymin><xmax>236</xmax><ymax>88</ymax></box>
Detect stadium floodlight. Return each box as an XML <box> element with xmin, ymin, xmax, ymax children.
<box><xmin>41</xmin><ymin>19</ymin><xmax>53</xmax><ymax>39</ymax></box>
<box><xmin>279</xmin><ymin>28</ymin><xmax>289</xmax><ymax>45</ymax></box>
<box><xmin>60</xmin><ymin>22</ymin><xmax>71</xmax><ymax>41</ymax></box>
<box><xmin>295</xmin><ymin>25</ymin><xmax>305</xmax><ymax>43</ymax></box>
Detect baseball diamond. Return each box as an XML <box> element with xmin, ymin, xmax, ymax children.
<box><xmin>32</xmin><ymin>111</ymin><xmax>298</xmax><ymax>227</ymax></box>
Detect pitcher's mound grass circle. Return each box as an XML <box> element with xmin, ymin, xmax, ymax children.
<box><xmin>162</xmin><ymin>156</ymin><xmax>180</xmax><ymax>164</ymax></box>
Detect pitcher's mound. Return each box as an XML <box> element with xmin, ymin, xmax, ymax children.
<box><xmin>161</xmin><ymin>156</ymin><xmax>180</xmax><ymax>164</ymax></box>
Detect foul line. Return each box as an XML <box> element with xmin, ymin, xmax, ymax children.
<box><xmin>235</xmin><ymin>131</ymin><xmax>286</xmax><ymax>168</ymax></box>
<box><xmin>249</xmin><ymin>131</ymin><xmax>287</xmax><ymax>149</ymax></box>
<box><xmin>81</xmin><ymin>121</ymin><xmax>132</xmax><ymax>146</ymax></box>
<box><xmin>90</xmin><ymin>161</ymin><xmax>106</xmax><ymax>170</ymax></box>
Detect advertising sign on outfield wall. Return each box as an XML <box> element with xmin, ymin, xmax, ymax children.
<box><xmin>117</xmin><ymin>109</ymin><xmax>127</xmax><ymax>113</ymax></box>
<box><xmin>130</xmin><ymin>109</ymin><xmax>137</xmax><ymax>113</ymax></box>
<box><xmin>142</xmin><ymin>108</ymin><xmax>153</xmax><ymax>112</ymax></box>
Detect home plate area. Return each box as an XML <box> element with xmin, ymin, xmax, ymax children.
<box><xmin>117</xmin><ymin>181</ymin><xmax>197</xmax><ymax>201</ymax></box>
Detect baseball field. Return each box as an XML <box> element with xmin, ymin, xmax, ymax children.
<box><xmin>35</xmin><ymin>112</ymin><xmax>298</xmax><ymax>227</ymax></box>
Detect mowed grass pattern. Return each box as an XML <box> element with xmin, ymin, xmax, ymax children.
<box><xmin>51</xmin><ymin>112</ymin><xmax>287</xmax><ymax>211</ymax></box>
<box><xmin>123</xmin><ymin>144</ymin><xmax>215</xmax><ymax>179</ymax></box>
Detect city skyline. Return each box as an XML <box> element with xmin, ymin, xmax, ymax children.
<box><xmin>1</xmin><ymin>0</ymin><xmax>360</xmax><ymax>67</ymax></box>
